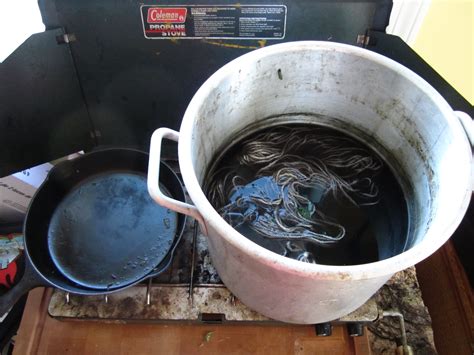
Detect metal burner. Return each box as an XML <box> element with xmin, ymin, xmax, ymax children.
<box><xmin>48</xmin><ymin>215</ymin><xmax>378</xmax><ymax>324</ymax></box>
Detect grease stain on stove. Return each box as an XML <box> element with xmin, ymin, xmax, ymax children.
<box><xmin>161</xmin><ymin>296</ymin><xmax>171</xmax><ymax>307</ymax></box>
<box><xmin>46</xmin><ymin>209</ymin><xmax>263</xmax><ymax>322</ymax></box>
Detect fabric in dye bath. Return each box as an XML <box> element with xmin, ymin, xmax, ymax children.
<box><xmin>205</xmin><ymin>124</ymin><xmax>409</xmax><ymax>266</ymax></box>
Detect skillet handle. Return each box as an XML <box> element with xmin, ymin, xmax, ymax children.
<box><xmin>148</xmin><ymin>128</ymin><xmax>207</xmax><ymax>234</ymax></box>
<box><xmin>0</xmin><ymin>257</ymin><xmax>46</xmax><ymax>318</ymax></box>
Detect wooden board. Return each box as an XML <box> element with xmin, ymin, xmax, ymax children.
<box><xmin>416</xmin><ymin>240</ymin><xmax>474</xmax><ymax>354</ymax></box>
<box><xmin>13</xmin><ymin>288</ymin><xmax>371</xmax><ymax>355</ymax></box>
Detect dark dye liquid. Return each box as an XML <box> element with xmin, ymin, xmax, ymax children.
<box><xmin>205</xmin><ymin>124</ymin><xmax>409</xmax><ymax>266</ymax></box>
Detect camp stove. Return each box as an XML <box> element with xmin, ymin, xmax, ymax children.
<box><xmin>0</xmin><ymin>2</ymin><xmax>468</xmax><ymax>351</ymax></box>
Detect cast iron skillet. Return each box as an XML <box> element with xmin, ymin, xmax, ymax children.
<box><xmin>0</xmin><ymin>149</ymin><xmax>186</xmax><ymax>316</ymax></box>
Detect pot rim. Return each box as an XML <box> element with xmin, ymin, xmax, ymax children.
<box><xmin>179</xmin><ymin>41</ymin><xmax>472</xmax><ymax>280</ymax></box>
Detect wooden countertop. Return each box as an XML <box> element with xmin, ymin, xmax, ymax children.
<box><xmin>13</xmin><ymin>288</ymin><xmax>370</xmax><ymax>355</ymax></box>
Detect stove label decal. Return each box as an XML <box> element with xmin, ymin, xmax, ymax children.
<box><xmin>140</xmin><ymin>5</ymin><xmax>287</xmax><ymax>40</ymax></box>
<box><xmin>147</xmin><ymin>8</ymin><xmax>187</xmax><ymax>23</ymax></box>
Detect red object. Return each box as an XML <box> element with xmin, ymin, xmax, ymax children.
<box><xmin>0</xmin><ymin>260</ymin><xmax>18</xmax><ymax>289</ymax></box>
<box><xmin>147</xmin><ymin>8</ymin><xmax>187</xmax><ymax>23</ymax></box>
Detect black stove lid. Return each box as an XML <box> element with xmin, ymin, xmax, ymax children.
<box><xmin>1</xmin><ymin>0</ymin><xmax>392</xmax><ymax>176</ymax></box>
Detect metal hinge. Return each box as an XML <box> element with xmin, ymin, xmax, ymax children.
<box><xmin>56</xmin><ymin>33</ymin><xmax>77</xmax><ymax>44</ymax></box>
<box><xmin>91</xmin><ymin>130</ymin><xmax>102</xmax><ymax>139</ymax></box>
<box><xmin>357</xmin><ymin>34</ymin><xmax>370</xmax><ymax>47</ymax></box>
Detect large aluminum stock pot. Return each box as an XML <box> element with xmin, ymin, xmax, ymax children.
<box><xmin>147</xmin><ymin>41</ymin><xmax>473</xmax><ymax>324</ymax></box>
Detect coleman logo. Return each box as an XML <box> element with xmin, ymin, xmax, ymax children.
<box><xmin>147</xmin><ymin>8</ymin><xmax>187</xmax><ymax>23</ymax></box>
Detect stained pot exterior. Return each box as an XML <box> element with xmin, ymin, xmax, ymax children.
<box><xmin>149</xmin><ymin>42</ymin><xmax>473</xmax><ymax>323</ymax></box>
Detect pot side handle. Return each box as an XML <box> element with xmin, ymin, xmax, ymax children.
<box><xmin>454</xmin><ymin>111</ymin><xmax>474</xmax><ymax>191</ymax></box>
<box><xmin>455</xmin><ymin>111</ymin><xmax>474</xmax><ymax>147</ymax></box>
<box><xmin>148</xmin><ymin>128</ymin><xmax>207</xmax><ymax>233</ymax></box>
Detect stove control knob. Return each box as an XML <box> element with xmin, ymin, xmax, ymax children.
<box><xmin>315</xmin><ymin>322</ymin><xmax>332</xmax><ymax>336</ymax></box>
<box><xmin>347</xmin><ymin>322</ymin><xmax>364</xmax><ymax>337</ymax></box>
